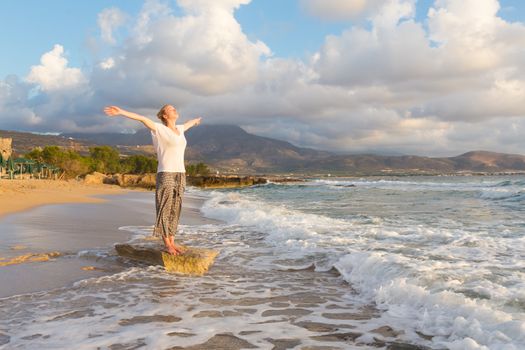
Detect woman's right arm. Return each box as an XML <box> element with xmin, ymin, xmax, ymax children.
<box><xmin>103</xmin><ymin>106</ymin><xmax>156</xmax><ymax>131</ymax></box>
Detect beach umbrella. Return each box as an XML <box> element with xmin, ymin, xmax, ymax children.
<box><xmin>7</xmin><ymin>157</ymin><xmax>14</xmax><ymax>172</ymax></box>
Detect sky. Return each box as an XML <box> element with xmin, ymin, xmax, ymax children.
<box><xmin>1</xmin><ymin>0</ymin><xmax>524</xmax><ymax>156</ymax></box>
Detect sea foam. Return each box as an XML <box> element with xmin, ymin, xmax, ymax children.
<box><xmin>199</xmin><ymin>183</ymin><xmax>525</xmax><ymax>349</ymax></box>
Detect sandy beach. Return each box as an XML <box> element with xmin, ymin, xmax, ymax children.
<box><xmin>0</xmin><ymin>181</ymin><xmax>215</xmax><ymax>298</ymax></box>
<box><xmin>0</xmin><ymin>179</ymin><xmax>127</xmax><ymax>219</ymax></box>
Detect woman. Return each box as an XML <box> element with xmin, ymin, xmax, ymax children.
<box><xmin>104</xmin><ymin>105</ymin><xmax>202</xmax><ymax>255</ymax></box>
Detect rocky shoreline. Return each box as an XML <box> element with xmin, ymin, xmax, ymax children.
<box><xmin>83</xmin><ymin>172</ymin><xmax>305</xmax><ymax>189</ymax></box>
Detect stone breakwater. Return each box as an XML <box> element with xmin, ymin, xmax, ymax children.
<box><xmin>83</xmin><ymin>172</ymin><xmax>305</xmax><ymax>189</ymax></box>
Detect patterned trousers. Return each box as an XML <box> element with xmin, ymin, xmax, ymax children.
<box><xmin>154</xmin><ymin>172</ymin><xmax>186</xmax><ymax>238</ymax></box>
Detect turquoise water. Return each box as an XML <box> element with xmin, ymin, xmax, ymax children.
<box><xmin>200</xmin><ymin>175</ymin><xmax>525</xmax><ymax>349</ymax></box>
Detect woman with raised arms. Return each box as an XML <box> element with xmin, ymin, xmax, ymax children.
<box><xmin>104</xmin><ymin>105</ymin><xmax>202</xmax><ymax>255</ymax></box>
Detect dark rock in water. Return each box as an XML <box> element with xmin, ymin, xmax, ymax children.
<box><xmin>187</xmin><ymin>175</ymin><xmax>267</xmax><ymax>188</ymax></box>
<box><xmin>265</xmin><ymin>337</ymin><xmax>302</xmax><ymax>350</ymax></box>
<box><xmin>108</xmin><ymin>338</ymin><xmax>147</xmax><ymax>350</ymax></box>
<box><xmin>119</xmin><ymin>315</ymin><xmax>181</xmax><ymax>326</ymax></box>
<box><xmin>238</xmin><ymin>330</ymin><xmax>262</xmax><ymax>336</ymax></box>
<box><xmin>322</xmin><ymin>312</ymin><xmax>373</xmax><ymax>320</ymax></box>
<box><xmin>372</xmin><ymin>325</ymin><xmax>403</xmax><ymax>338</ymax></box>
<box><xmin>167</xmin><ymin>332</ymin><xmax>196</xmax><ymax>338</ymax></box>
<box><xmin>386</xmin><ymin>342</ymin><xmax>433</xmax><ymax>350</ymax></box>
<box><xmin>293</xmin><ymin>321</ymin><xmax>355</xmax><ymax>332</ymax></box>
<box><xmin>167</xmin><ymin>333</ymin><xmax>257</xmax><ymax>350</ymax></box>
<box><xmin>261</xmin><ymin>308</ymin><xmax>313</xmax><ymax>317</ymax></box>
<box><xmin>114</xmin><ymin>242</ymin><xmax>218</xmax><ymax>275</ymax></box>
<box><xmin>310</xmin><ymin>332</ymin><xmax>362</xmax><ymax>342</ymax></box>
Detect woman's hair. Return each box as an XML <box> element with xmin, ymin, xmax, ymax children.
<box><xmin>157</xmin><ymin>104</ymin><xmax>171</xmax><ymax>125</ymax></box>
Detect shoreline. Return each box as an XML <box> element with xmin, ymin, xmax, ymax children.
<box><xmin>0</xmin><ymin>179</ymin><xmax>132</xmax><ymax>219</ymax></box>
<box><xmin>0</xmin><ymin>189</ymin><xmax>216</xmax><ymax>298</ymax></box>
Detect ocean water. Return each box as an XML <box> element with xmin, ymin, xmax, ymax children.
<box><xmin>1</xmin><ymin>176</ymin><xmax>524</xmax><ymax>349</ymax></box>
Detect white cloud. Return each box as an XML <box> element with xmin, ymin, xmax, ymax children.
<box><xmin>299</xmin><ymin>0</ymin><xmax>392</xmax><ymax>21</ymax></box>
<box><xmin>99</xmin><ymin>57</ymin><xmax>115</xmax><ymax>70</ymax></box>
<box><xmin>98</xmin><ymin>7</ymin><xmax>126</xmax><ymax>44</ymax></box>
<box><xmin>94</xmin><ymin>0</ymin><xmax>270</xmax><ymax>100</ymax></box>
<box><xmin>25</xmin><ymin>45</ymin><xmax>86</xmax><ymax>92</ymax></box>
<box><xmin>177</xmin><ymin>0</ymin><xmax>251</xmax><ymax>13</ymax></box>
<box><xmin>2</xmin><ymin>0</ymin><xmax>525</xmax><ymax>157</ymax></box>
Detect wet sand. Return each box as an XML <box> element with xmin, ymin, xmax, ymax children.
<box><xmin>0</xmin><ymin>179</ymin><xmax>127</xmax><ymax>219</ymax></box>
<box><xmin>0</xmin><ymin>190</ymin><xmax>217</xmax><ymax>298</ymax></box>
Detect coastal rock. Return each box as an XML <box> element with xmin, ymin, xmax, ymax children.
<box><xmin>86</xmin><ymin>172</ymin><xmax>270</xmax><ymax>189</ymax></box>
<box><xmin>0</xmin><ymin>252</ymin><xmax>61</xmax><ymax>267</ymax></box>
<box><xmin>83</xmin><ymin>171</ymin><xmax>106</xmax><ymax>184</ymax></box>
<box><xmin>187</xmin><ymin>175</ymin><xmax>267</xmax><ymax>188</ymax></box>
<box><xmin>114</xmin><ymin>242</ymin><xmax>218</xmax><ymax>275</ymax></box>
<box><xmin>113</xmin><ymin>173</ymin><xmax>156</xmax><ymax>189</ymax></box>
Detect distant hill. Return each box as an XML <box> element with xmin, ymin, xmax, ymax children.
<box><xmin>0</xmin><ymin>130</ymin><xmax>93</xmax><ymax>156</ymax></box>
<box><xmin>63</xmin><ymin>125</ymin><xmax>332</xmax><ymax>172</ymax></box>
<box><xmin>3</xmin><ymin>126</ymin><xmax>525</xmax><ymax>174</ymax></box>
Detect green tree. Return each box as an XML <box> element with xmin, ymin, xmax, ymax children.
<box><xmin>186</xmin><ymin>162</ymin><xmax>210</xmax><ymax>176</ymax></box>
<box><xmin>89</xmin><ymin>146</ymin><xmax>121</xmax><ymax>173</ymax></box>
<box><xmin>25</xmin><ymin>146</ymin><xmax>91</xmax><ymax>178</ymax></box>
<box><xmin>42</xmin><ymin>146</ymin><xmax>63</xmax><ymax>164</ymax></box>
<box><xmin>25</xmin><ymin>148</ymin><xmax>44</xmax><ymax>162</ymax></box>
<box><xmin>120</xmin><ymin>155</ymin><xmax>157</xmax><ymax>174</ymax></box>
<box><xmin>195</xmin><ymin>162</ymin><xmax>210</xmax><ymax>176</ymax></box>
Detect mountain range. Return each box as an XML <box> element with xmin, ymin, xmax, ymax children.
<box><xmin>2</xmin><ymin>126</ymin><xmax>525</xmax><ymax>175</ymax></box>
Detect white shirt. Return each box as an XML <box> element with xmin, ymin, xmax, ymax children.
<box><xmin>151</xmin><ymin>122</ymin><xmax>187</xmax><ymax>173</ymax></box>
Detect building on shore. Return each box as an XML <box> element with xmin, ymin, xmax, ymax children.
<box><xmin>0</xmin><ymin>137</ymin><xmax>13</xmax><ymax>177</ymax></box>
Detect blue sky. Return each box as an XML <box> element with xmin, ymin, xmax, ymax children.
<box><xmin>1</xmin><ymin>0</ymin><xmax>525</xmax><ymax>156</ymax></box>
<box><xmin>2</xmin><ymin>0</ymin><xmax>523</xmax><ymax>78</ymax></box>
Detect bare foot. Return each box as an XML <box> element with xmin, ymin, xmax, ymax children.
<box><xmin>170</xmin><ymin>236</ymin><xmax>187</xmax><ymax>254</ymax></box>
<box><xmin>166</xmin><ymin>246</ymin><xmax>181</xmax><ymax>256</ymax></box>
<box><xmin>163</xmin><ymin>236</ymin><xmax>182</xmax><ymax>256</ymax></box>
<box><xmin>173</xmin><ymin>244</ymin><xmax>187</xmax><ymax>254</ymax></box>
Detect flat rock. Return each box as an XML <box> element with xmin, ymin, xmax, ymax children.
<box><xmin>109</xmin><ymin>338</ymin><xmax>146</xmax><ymax>350</ymax></box>
<box><xmin>321</xmin><ymin>312</ymin><xmax>373</xmax><ymax>320</ymax></box>
<box><xmin>310</xmin><ymin>332</ymin><xmax>362</xmax><ymax>342</ymax></box>
<box><xmin>372</xmin><ymin>326</ymin><xmax>403</xmax><ymax>338</ymax></box>
<box><xmin>265</xmin><ymin>337</ymin><xmax>301</xmax><ymax>350</ymax></box>
<box><xmin>239</xmin><ymin>330</ymin><xmax>262</xmax><ymax>336</ymax></box>
<box><xmin>119</xmin><ymin>315</ymin><xmax>181</xmax><ymax>326</ymax></box>
<box><xmin>262</xmin><ymin>308</ymin><xmax>313</xmax><ymax>317</ymax></box>
<box><xmin>386</xmin><ymin>342</ymin><xmax>432</xmax><ymax>350</ymax></box>
<box><xmin>294</xmin><ymin>321</ymin><xmax>355</xmax><ymax>332</ymax></box>
<box><xmin>115</xmin><ymin>242</ymin><xmax>218</xmax><ymax>276</ymax></box>
<box><xmin>167</xmin><ymin>332</ymin><xmax>196</xmax><ymax>338</ymax></box>
<box><xmin>193</xmin><ymin>310</ymin><xmax>243</xmax><ymax>318</ymax></box>
<box><xmin>168</xmin><ymin>333</ymin><xmax>257</xmax><ymax>350</ymax></box>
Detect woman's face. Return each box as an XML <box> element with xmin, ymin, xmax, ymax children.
<box><xmin>164</xmin><ymin>105</ymin><xmax>179</xmax><ymax>121</ymax></box>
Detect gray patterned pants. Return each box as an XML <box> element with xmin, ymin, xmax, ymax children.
<box><xmin>154</xmin><ymin>172</ymin><xmax>186</xmax><ymax>238</ymax></box>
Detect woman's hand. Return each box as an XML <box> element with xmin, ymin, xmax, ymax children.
<box><xmin>103</xmin><ymin>105</ymin><xmax>156</xmax><ymax>131</ymax></box>
<box><xmin>104</xmin><ymin>106</ymin><xmax>123</xmax><ymax>117</ymax></box>
<box><xmin>184</xmin><ymin>117</ymin><xmax>202</xmax><ymax>131</ymax></box>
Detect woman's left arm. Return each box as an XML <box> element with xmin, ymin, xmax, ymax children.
<box><xmin>183</xmin><ymin>117</ymin><xmax>202</xmax><ymax>131</ymax></box>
